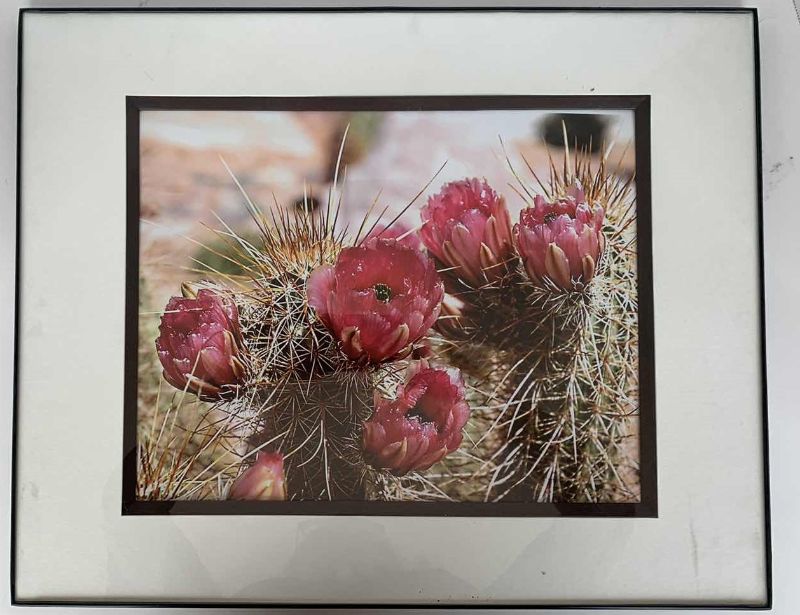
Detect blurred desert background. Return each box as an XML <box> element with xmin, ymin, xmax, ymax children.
<box><xmin>139</xmin><ymin>108</ymin><xmax>634</xmax><ymax>311</ymax></box>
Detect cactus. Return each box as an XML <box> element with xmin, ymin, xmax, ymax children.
<box><xmin>416</xmin><ymin>140</ymin><xmax>641</xmax><ymax>503</ymax></box>
<box><xmin>216</xmin><ymin>193</ymin><xmax>388</xmax><ymax>500</ymax></box>
<box><xmin>139</xmin><ymin>131</ymin><xmax>641</xmax><ymax>506</ymax></box>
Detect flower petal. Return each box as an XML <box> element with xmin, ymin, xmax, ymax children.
<box><xmin>545</xmin><ymin>243</ymin><xmax>572</xmax><ymax>289</ymax></box>
<box><xmin>582</xmin><ymin>254</ymin><xmax>596</xmax><ymax>282</ymax></box>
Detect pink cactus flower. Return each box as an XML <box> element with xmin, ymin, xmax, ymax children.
<box><xmin>420</xmin><ymin>178</ymin><xmax>514</xmax><ymax>286</ymax></box>
<box><xmin>156</xmin><ymin>289</ymin><xmax>246</xmax><ymax>401</ymax></box>
<box><xmin>364</xmin><ymin>221</ymin><xmax>423</xmax><ymax>251</ymax></box>
<box><xmin>307</xmin><ymin>238</ymin><xmax>444</xmax><ymax>363</ymax></box>
<box><xmin>514</xmin><ymin>185</ymin><xmax>605</xmax><ymax>290</ymax></box>
<box><xmin>229</xmin><ymin>452</ymin><xmax>286</xmax><ymax>501</ymax></box>
<box><xmin>362</xmin><ymin>361</ymin><xmax>470</xmax><ymax>475</ymax></box>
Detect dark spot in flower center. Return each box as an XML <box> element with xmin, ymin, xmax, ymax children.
<box><xmin>406</xmin><ymin>402</ymin><xmax>443</xmax><ymax>432</ymax></box>
<box><xmin>407</xmin><ymin>405</ymin><xmax>431</xmax><ymax>424</ymax></box>
<box><xmin>373</xmin><ymin>283</ymin><xmax>392</xmax><ymax>303</ymax></box>
<box><xmin>543</xmin><ymin>212</ymin><xmax>558</xmax><ymax>224</ymax></box>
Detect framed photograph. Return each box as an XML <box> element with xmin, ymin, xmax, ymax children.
<box><xmin>13</xmin><ymin>7</ymin><xmax>769</xmax><ymax>608</ymax></box>
<box><xmin>124</xmin><ymin>94</ymin><xmax>655</xmax><ymax>518</ymax></box>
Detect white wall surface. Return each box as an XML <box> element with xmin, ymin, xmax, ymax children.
<box><xmin>0</xmin><ymin>1</ymin><xmax>797</xmax><ymax>614</ymax></box>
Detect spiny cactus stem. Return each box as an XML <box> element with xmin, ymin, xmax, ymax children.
<box><xmin>246</xmin><ymin>368</ymin><xmax>385</xmax><ymax>501</ymax></box>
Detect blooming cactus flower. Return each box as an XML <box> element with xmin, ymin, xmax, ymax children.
<box><xmin>229</xmin><ymin>452</ymin><xmax>287</xmax><ymax>501</ymax></box>
<box><xmin>156</xmin><ymin>289</ymin><xmax>246</xmax><ymax>400</ymax></box>
<box><xmin>420</xmin><ymin>178</ymin><xmax>514</xmax><ymax>286</ymax></box>
<box><xmin>514</xmin><ymin>185</ymin><xmax>606</xmax><ymax>290</ymax></box>
<box><xmin>362</xmin><ymin>361</ymin><xmax>470</xmax><ymax>475</ymax></box>
<box><xmin>364</xmin><ymin>221</ymin><xmax>423</xmax><ymax>251</ymax></box>
<box><xmin>307</xmin><ymin>239</ymin><xmax>444</xmax><ymax>363</ymax></box>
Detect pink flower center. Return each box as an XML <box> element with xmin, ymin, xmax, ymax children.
<box><xmin>373</xmin><ymin>283</ymin><xmax>392</xmax><ymax>303</ymax></box>
<box><xmin>543</xmin><ymin>212</ymin><xmax>559</xmax><ymax>224</ymax></box>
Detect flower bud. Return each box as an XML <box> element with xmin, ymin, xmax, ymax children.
<box><xmin>420</xmin><ymin>178</ymin><xmax>514</xmax><ymax>286</ymax></box>
<box><xmin>156</xmin><ymin>289</ymin><xmax>246</xmax><ymax>400</ymax></box>
<box><xmin>515</xmin><ymin>185</ymin><xmax>605</xmax><ymax>290</ymax></box>
<box><xmin>229</xmin><ymin>452</ymin><xmax>286</xmax><ymax>501</ymax></box>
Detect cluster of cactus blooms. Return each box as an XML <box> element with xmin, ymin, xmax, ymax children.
<box><xmin>148</xmin><ymin>143</ymin><xmax>638</xmax><ymax>504</ymax></box>
<box><xmin>421</xmin><ymin>178</ymin><xmax>605</xmax><ymax>292</ymax></box>
<box><xmin>153</xmin><ymin>217</ymin><xmax>469</xmax><ymax>500</ymax></box>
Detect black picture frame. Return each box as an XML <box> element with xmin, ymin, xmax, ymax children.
<box><xmin>11</xmin><ymin>6</ymin><xmax>771</xmax><ymax>609</ymax></box>
<box><xmin>121</xmin><ymin>94</ymin><xmax>656</xmax><ymax>519</ymax></box>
